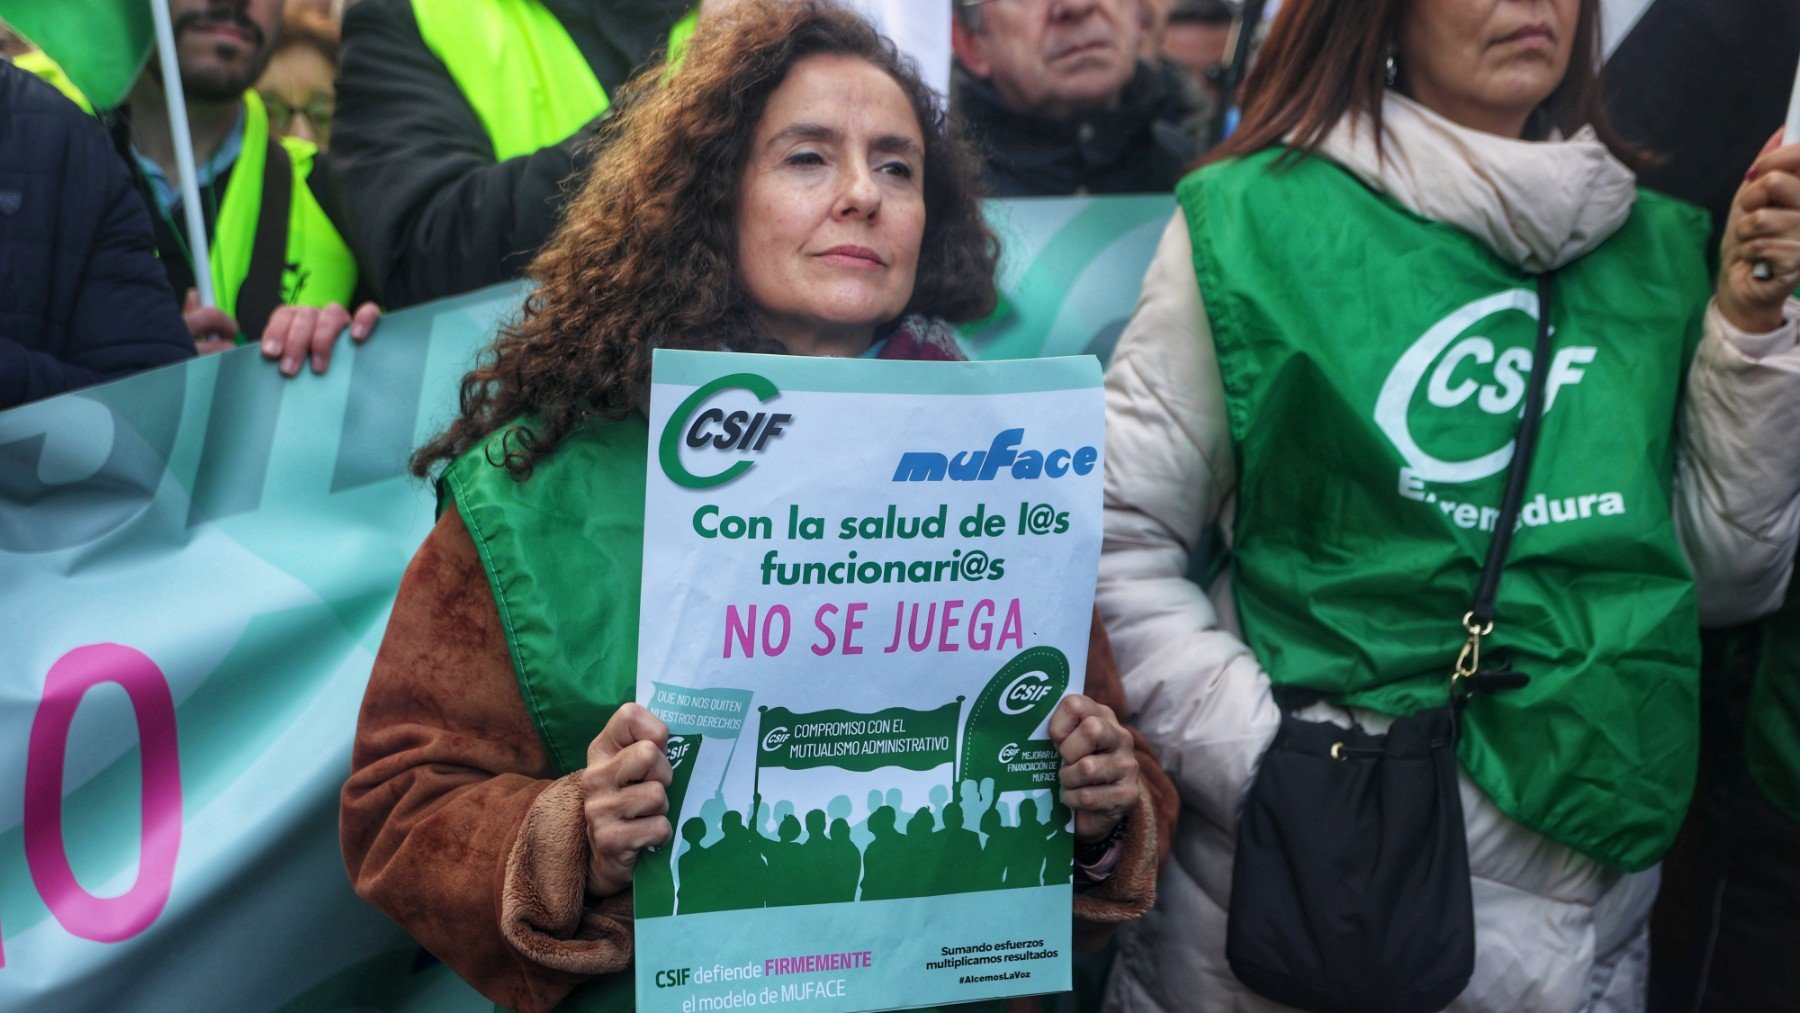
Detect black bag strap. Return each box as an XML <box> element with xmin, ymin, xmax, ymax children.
<box><xmin>237</xmin><ymin>134</ymin><xmax>293</xmax><ymax>342</ymax></box>
<box><xmin>1471</xmin><ymin>271</ymin><xmax>1556</xmax><ymax>620</ymax></box>
<box><xmin>1454</xmin><ymin>271</ymin><xmax>1555</xmax><ymax>699</ymax></box>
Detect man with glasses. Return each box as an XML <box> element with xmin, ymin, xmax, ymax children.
<box><xmin>15</xmin><ymin>0</ymin><xmax>376</xmax><ymax>375</ymax></box>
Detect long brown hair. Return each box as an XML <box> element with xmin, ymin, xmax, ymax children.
<box><xmin>1209</xmin><ymin>0</ymin><xmax>1643</xmax><ymax>167</ymax></box>
<box><xmin>412</xmin><ymin>0</ymin><xmax>998</xmax><ymax>480</ymax></box>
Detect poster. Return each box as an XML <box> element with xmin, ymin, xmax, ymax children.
<box><xmin>634</xmin><ymin>350</ymin><xmax>1105</xmax><ymax>1012</ymax></box>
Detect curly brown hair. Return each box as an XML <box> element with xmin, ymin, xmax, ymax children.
<box><xmin>412</xmin><ymin>0</ymin><xmax>999</xmax><ymax>480</ymax></box>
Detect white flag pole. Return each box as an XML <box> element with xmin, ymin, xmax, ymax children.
<box><xmin>147</xmin><ymin>0</ymin><xmax>216</xmax><ymax>307</ymax></box>
<box><xmin>1787</xmin><ymin>57</ymin><xmax>1800</xmax><ymax>144</ymax></box>
<box><xmin>1752</xmin><ymin>55</ymin><xmax>1800</xmax><ymax>281</ymax></box>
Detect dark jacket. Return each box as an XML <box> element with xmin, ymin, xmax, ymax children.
<box><xmin>0</xmin><ymin>61</ymin><xmax>192</xmax><ymax>410</ymax></box>
<box><xmin>330</xmin><ymin>0</ymin><xmax>689</xmax><ymax>308</ymax></box>
<box><xmin>953</xmin><ymin>59</ymin><xmax>1210</xmax><ymax>197</ymax></box>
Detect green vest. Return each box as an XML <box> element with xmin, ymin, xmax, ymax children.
<box><xmin>1745</xmin><ymin>580</ymin><xmax>1800</xmax><ymax>822</ymax></box>
<box><xmin>411</xmin><ymin>0</ymin><xmax>698</xmax><ymax>162</ymax></box>
<box><xmin>1180</xmin><ymin>150</ymin><xmax>1711</xmax><ymax>871</ymax></box>
<box><xmin>11</xmin><ymin>61</ymin><xmax>357</xmax><ymax>331</ymax></box>
<box><xmin>441</xmin><ymin>418</ymin><xmax>645</xmax><ymax>1013</ymax></box>
<box><xmin>442</xmin><ymin>418</ymin><xmax>647</xmax><ymax>773</ymax></box>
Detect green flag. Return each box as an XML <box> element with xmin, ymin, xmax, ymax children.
<box><xmin>959</xmin><ymin>647</ymin><xmax>1071</xmax><ymax>791</ymax></box>
<box><xmin>2</xmin><ymin>0</ymin><xmax>154</xmax><ymax>109</ymax></box>
<box><xmin>648</xmin><ymin>682</ymin><xmax>755</xmax><ymax>738</ymax></box>
<box><xmin>664</xmin><ymin>733</ymin><xmax>703</xmax><ymax>810</ymax></box>
<box><xmin>756</xmin><ymin>702</ymin><xmax>961</xmax><ymax>773</ymax></box>
<box><xmin>632</xmin><ymin>733</ymin><xmax>704</xmax><ymax>920</ymax></box>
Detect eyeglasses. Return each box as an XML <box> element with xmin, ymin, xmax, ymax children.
<box><xmin>263</xmin><ymin>96</ymin><xmax>334</xmax><ymax>136</ymax></box>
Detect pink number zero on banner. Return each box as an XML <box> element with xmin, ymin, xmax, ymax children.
<box><xmin>22</xmin><ymin>644</ymin><xmax>182</xmax><ymax>949</ymax></box>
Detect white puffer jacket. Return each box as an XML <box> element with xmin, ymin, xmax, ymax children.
<box><xmin>1099</xmin><ymin>93</ymin><xmax>1800</xmax><ymax>1012</ymax></box>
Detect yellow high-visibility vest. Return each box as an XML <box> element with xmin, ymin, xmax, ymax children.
<box><xmin>410</xmin><ymin>0</ymin><xmax>696</xmax><ymax>160</ymax></box>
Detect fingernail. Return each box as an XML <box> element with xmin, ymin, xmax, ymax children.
<box><xmin>351</xmin><ymin>323</ymin><xmax>367</xmax><ymax>339</ymax></box>
<box><xmin>313</xmin><ymin>355</ymin><xmax>325</xmax><ymax>372</ymax></box>
<box><xmin>1748</xmin><ymin>166</ymin><xmax>1761</xmax><ymax>180</ymax></box>
<box><xmin>261</xmin><ymin>339</ymin><xmax>278</xmax><ymax>355</ymax></box>
<box><xmin>282</xmin><ymin>359</ymin><xmax>298</xmax><ymax>376</ymax></box>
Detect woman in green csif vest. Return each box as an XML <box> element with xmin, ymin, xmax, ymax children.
<box><xmin>340</xmin><ymin>4</ymin><xmax>1168</xmax><ymax>1010</ymax></box>
<box><xmin>1097</xmin><ymin>0</ymin><xmax>1800</xmax><ymax>1008</ymax></box>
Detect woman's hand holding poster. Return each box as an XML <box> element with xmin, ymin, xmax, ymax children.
<box><xmin>635</xmin><ymin>349</ymin><xmax>1104</xmax><ymax>1012</ymax></box>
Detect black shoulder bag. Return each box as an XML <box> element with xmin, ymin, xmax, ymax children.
<box><xmin>1224</xmin><ymin>273</ymin><xmax>1553</xmax><ymax>1013</ymax></box>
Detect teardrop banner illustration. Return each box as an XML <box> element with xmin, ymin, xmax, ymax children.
<box><xmin>959</xmin><ymin>646</ymin><xmax>1071</xmax><ymax>794</ymax></box>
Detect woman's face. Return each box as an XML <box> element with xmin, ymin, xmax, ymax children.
<box><xmin>736</xmin><ymin>54</ymin><xmax>926</xmax><ymax>356</ymax></box>
<box><xmin>1398</xmin><ymin>0</ymin><xmax>1580</xmax><ymax>137</ymax></box>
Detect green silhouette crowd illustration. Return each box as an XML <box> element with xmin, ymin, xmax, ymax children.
<box><xmin>635</xmin><ymin>778</ymin><xmax>1072</xmax><ymax>917</ymax></box>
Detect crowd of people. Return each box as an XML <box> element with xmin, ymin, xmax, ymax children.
<box><xmin>0</xmin><ymin>0</ymin><xmax>1230</xmax><ymax>410</ymax></box>
<box><xmin>5</xmin><ymin>0</ymin><xmax>1800</xmax><ymax>1011</ymax></box>
<box><xmin>634</xmin><ymin>784</ymin><xmax>1074</xmax><ymax>917</ymax></box>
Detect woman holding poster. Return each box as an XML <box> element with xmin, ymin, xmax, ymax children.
<box><xmin>340</xmin><ymin>3</ymin><xmax>1171</xmax><ymax>1011</ymax></box>
<box><xmin>1099</xmin><ymin>0</ymin><xmax>1800</xmax><ymax>1008</ymax></box>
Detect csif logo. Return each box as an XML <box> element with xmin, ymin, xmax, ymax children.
<box><xmin>761</xmin><ymin>726</ymin><xmax>791</xmax><ymax>752</ymax></box>
<box><xmin>998</xmin><ymin>742</ymin><xmax>1021</xmax><ymax>764</ymax></box>
<box><xmin>666</xmin><ymin>735</ymin><xmax>693</xmax><ymax>771</ymax></box>
<box><xmin>999</xmin><ymin>671</ymin><xmax>1054</xmax><ymax>716</ymax></box>
<box><xmin>1374</xmin><ymin>290</ymin><xmax>1597</xmax><ymax>484</ymax></box>
<box><xmin>658</xmin><ymin>373</ymin><xmax>793</xmax><ymax>490</ymax></box>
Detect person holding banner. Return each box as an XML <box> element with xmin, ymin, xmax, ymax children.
<box><xmin>340</xmin><ymin>4</ymin><xmax>1172</xmax><ymax>1010</ymax></box>
<box><xmin>7</xmin><ymin>0</ymin><xmax>380</xmax><ymax>371</ymax></box>
<box><xmin>1098</xmin><ymin>0</ymin><xmax>1800</xmax><ymax>1008</ymax></box>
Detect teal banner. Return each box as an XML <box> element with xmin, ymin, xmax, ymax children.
<box><xmin>0</xmin><ymin>195</ymin><xmax>1168</xmax><ymax>1008</ymax></box>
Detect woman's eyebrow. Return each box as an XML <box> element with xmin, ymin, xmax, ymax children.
<box><xmin>765</xmin><ymin>125</ymin><xmax>921</xmax><ymax>157</ymax></box>
<box><xmin>767</xmin><ymin>122</ymin><xmax>839</xmax><ymax>147</ymax></box>
<box><xmin>872</xmin><ymin>134</ymin><xmax>923</xmax><ymax>157</ymax></box>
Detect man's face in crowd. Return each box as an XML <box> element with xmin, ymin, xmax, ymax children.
<box><xmin>258</xmin><ymin>41</ymin><xmax>336</xmax><ymax>147</ymax></box>
<box><xmin>170</xmin><ymin>0</ymin><xmax>284</xmax><ymax>102</ymax></box>
<box><xmin>954</xmin><ymin>0</ymin><xmax>1142</xmax><ymax>120</ymax></box>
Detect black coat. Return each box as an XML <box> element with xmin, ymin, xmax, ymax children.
<box><xmin>330</xmin><ymin>0</ymin><xmax>689</xmax><ymax>308</ymax></box>
<box><xmin>0</xmin><ymin>61</ymin><xmax>192</xmax><ymax>410</ymax></box>
<box><xmin>953</xmin><ymin>59</ymin><xmax>1210</xmax><ymax>198</ymax></box>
